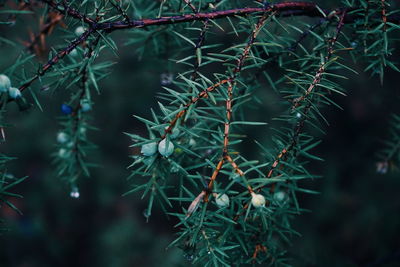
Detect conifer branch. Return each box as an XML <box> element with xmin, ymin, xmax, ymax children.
<box><xmin>39</xmin><ymin>0</ymin><xmax>96</xmax><ymax>25</ymax></box>
<box><xmin>19</xmin><ymin>28</ymin><xmax>94</xmax><ymax>93</ymax></box>
<box><xmin>25</xmin><ymin>12</ymin><xmax>64</xmax><ymax>55</ymax></box>
<box><xmin>292</xmin><ymin>10</ymin><xmax>346</xmax><ymax>108</ymax></box>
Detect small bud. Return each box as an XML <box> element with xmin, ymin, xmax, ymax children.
<box><xmin>80</xmin><ymin>101</ymin><xmax>92</xmax><ymax>112</ymax></box>
<box><xmin>0</xmin><ymin>74</ymin><xmax>11</xmax><ymax>93</ymax></box>
<box><xmin>8</xmin><ymin>87</ymin><xmax>21</xmax><ymax>99</ymax></box>
<box><xmin>58</xmin><ymin>148</ymin><xmax>69</xmax><ymax>159</ymax></box>
<box><xmin>214</xmin><ymin>193</ymin><xmax>230</xmax><ymax>208</ymax></box>
<box><xmin>61</xmin><ymin>104</ymin><xmax>73</xmax><ymax>115</ymax></box>
<box><xmin>141</xmin><ymin>142</ymin><xmax>157</xmax><ymax>156</ymax></box>
<box><xmin>273</xmin><ymin>191</ymin><xmax>287</xmax><ymax>203</ymax></box>
<box><xmin>189</xmin><ymin>138</ymin><xmax>196</xmax><ymax>147</ymax></box>
<box><xmin>57</xmin><ymin>132</ymin><xmax>69</xmax><ymax>144</ymax></box>
<box><xmin>296</xmin><ymin>112</ymin><xmax>301</xmax><ymax>118</ymax></box>
<box><xmin>158</xmin><ymin>138</ymin><xmax>174</xmax><ymax>157</ymax></box>
<box><xmin>251</xmin><ymin>192</ymin><xmax>266</xmax><ymax>208</ymax></box>
<box><xmin>74</xmin><ymin>26</ymin><xmax>86</xmax><ymax>36</ymax></box>
<box><xmin>79</xmin><ymin>127</ymin><xmax>87</xmax><ymax>135</ymax></box>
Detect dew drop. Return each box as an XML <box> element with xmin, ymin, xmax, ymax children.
<box><xmin>143</xmin><ymin>209</ymin><xmax>151</xmax><ymax>222</ymax></box>
<box><xmin>70</xmin><ymin>187</ymin><xmax>80</xmax><ymax>199</ymax></box>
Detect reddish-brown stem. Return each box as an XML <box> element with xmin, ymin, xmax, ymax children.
<box><xmin>18</xmin><ymin>28</ymin><xmax>94</xmax><ymax>93</ymax></box>
<box><xmin>25</xmin><ymin>12</ymin><xmax>65</xmax><ymax>55</ymax></box>
<box><xmin>233</xmin><ymin>12</ymin><xmax>347</xmax><ymax>223</ymax></box>
<box><xmin>209</xmin><ymin>12</ymin><xmax>270</xmax><ymax>196</ymax></box>
<box><xmin>4</xmin><ymin>1</ymin><xmax>399</xmax><ymax>107</ymax></box>
<box><xmin>182</xmin><ymin>0</ymin><xmax>197</xmax><ymax>14</ymax></box>
<box><xmin>381</xmin><ymin>0</ymin><xmax>387</xmax><ymax>32</ymax></box>
<box><xmin>39</xmin><ymin>0</ymin><xmax>96</xmax><ymax>25</ymax></box>
<box><xmin>161</xmin><ymin>79</ymin><xmax>230</xmax><ymax>139</ymax></box>
<box><xmin>252</xmin><ymin>244</ymin><xmax>267</xmax><ymax>262</ymax></box>
<box><xmin>96</xmin><ymin>3</ymin><xmax>326</xmax><ymax>31</ymax></box>
<box><xmin>292</xmin><ymin>10</ymin><xmax>346</xmax><ymax>109</ymax></box>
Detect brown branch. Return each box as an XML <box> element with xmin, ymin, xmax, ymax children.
<box><xmin>18</xmin><ymin>28</ymin><xmax>94</xmax><ymax>94</ymax></box>
<box><xmin>190</xmin><ymin>20</ymin><xmax>209</xmax><ymax>81</ymax></box>
<box><xmin>182</xmin><ymin>0</ymin><xmax>197</xmax><ymax>14</ymax></box>
<box><xmin>381</xmin><ymin>0</ymin><xmax>387</xmax><ymax>32</ymax></box>
<box><xmin>161</xmin><ymin>79</ymin><xmax>230</xmax><ymax>139</ymax></box>
<box><xmin>233</xmin><ymin>11</ymin><xmax>348</xmax><ymax>223</ymax></box>
<box><xmin>292</xmin><ymin>10</ymin><xmax>346</xmax><ymax>109</ymax></box>
<box><xmin>7</xmin><ymin>1</ymin><xmax>400</xmax><ymax>106</ymax></box>
<box><xmin>39</xmin><ymin>0</ymin><xmax>96</xmax><ymax>25</ymax></box>
<box><xmin>252</xmin><ymin>244</ymin><xmax>267</xmax><ymax>262</ymax></box>
<box><xmin>25</xmin><ymin>12</ymin><xmax>65</xmax><ymax>55</ymax></box>
<box><xmin>110</xmin><ymin>0</ymin><xmax>131</xmax><ymax>23</ymax></box>
<box><xmin>270</xmin><ymin>11</ymin><xmax>347</xmax><ymax>182</ymax></box>
<box><xmin>96</xmin><ymin>3</ymin><xmax>320</xmax><ymax>31</ymax></box>
<box><xmin>185</xmin><ymin>13</ymin><xmax>271</xmax><ymax>217</ymax></box>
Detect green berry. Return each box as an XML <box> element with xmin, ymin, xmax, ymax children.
<box><xmin>158</xmin><ymin>138</ymin><xmax>174</xmax><ymax>157</ymax></box>
<box><xmin>0</xmin><ymin>74</ymin><xmax>11</xmax><ymax>93</ymax></box>
<box><xmin>81</xmin><ymin>101</ymin><xmax>92</xmax><ymax>112</ymax></box>
<box><xmin>215</xmin><ymin>193</ymin><xmax>230</xmax><ymax>208</ymax></box>
<box><xmin>58</xmin><ymin>148</ymin><xmax>69</xmax><ymax>159</ymax></box>
<box><xmin>273</xmin><ymin>191</ymin><xmax>287</xmax><ymax>203</ymax></box>
<box><xmin>57</xmin><ymin>132</ymin><xmax>69</xmax><ymax>144</ymax></box>
<box><xmin>75</xmin><ymin>26</ymin><xmax>86</xmax><ymax>36</ymax></box>
<box><xmin>141</xmin><ymin>142</ymin><xmax>157</xmax><ymax>156</ymax></box>
<box><xmin>8</xmin><ymin>87</ymin><xmax>21</xmax><ymax>99</ymax></box>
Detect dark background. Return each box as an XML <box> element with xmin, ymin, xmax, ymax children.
<box><xmin>1</xmin><ymin>1</ymin><xmax>400</xmax><ymax>266</ymax></box>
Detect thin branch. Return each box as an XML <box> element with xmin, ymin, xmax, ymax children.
<box><xmin>292</xmin><ymin>10</ymin><xmax>346</xmax><ymax>109</ymax></box>
<box><xmin>233</xmin><ymin>11</ymin><xmax>348</xmax><ymax>222</ymax></box>
<box><xmin>182</xmin><ymin>0</ymin><xmax>197</xmax><ymax>14</ymax></box>
<box><xmin>19</xmin><ymin>28</ymin><xmax>94</xmax><ymax>93</ymax></box>
<box><xmin>25</xmin><ymin>12</ymin><xmax>64</xmax><ymax>55</ymax></box>
<box><xmin>39</xmin><ymin>0</ymin><xmax>96</xmax><ymax>25</ymax></box>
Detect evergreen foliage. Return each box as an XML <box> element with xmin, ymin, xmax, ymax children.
<box><xmin>0</xmin><ymin>0</ymin><xmax>400</xmax><ymax>265</ymax></box>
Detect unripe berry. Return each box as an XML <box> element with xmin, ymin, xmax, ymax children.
<box><xmin>141</xmin><ymin>142</ymin><xmax>157</xmax><ymax>156</ymax></box>
<box><xmin>8</xmin><ymin>87</ymin><xmax>21</xmax><ymax>99</ymax></box>
<box><xmin>75</xmin><ymin>26</ymin><xmax>86</xmax><ymax>36</ymax></box>
<box><xmin>273</xmin><ymin>191</ymin><xmax>287</xmax><ymax>203</ymax></box>
<box><xmin>0</xmin><ymin>74</ymin><xmax>11</xmax><ymax>93</ymax></box>
<box><xmin>58</xmin><ymin>148</ymin><xmax>69</xmax><ymax>159</ymax></box>
<box><xmin>80</xmin><ymin>101</ymin><xmax>91</xmax><ymax>112</ymax></box>
<box><xmin>251</xmin><ymin>192</ymin><xmax>266</xmax><ymax>208</ymax></box>
<box><xmin>57</xmin><ymin>132</ymin><xmax>69</xmax><ymax>144</ymax></box>
<box><xmin>189</xmin><ymin>138</ymin><xmax>196</xmax><ymax>147</ymax></box>
<box><xmin>214</xmin><ymin>193</ymin><xmax>230</xmax><ymax>208</ymax></box>
<box><xmin>158</xmin><ymin>138</ymin><xmax>174</xmax><ymax>157</ymax></box>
